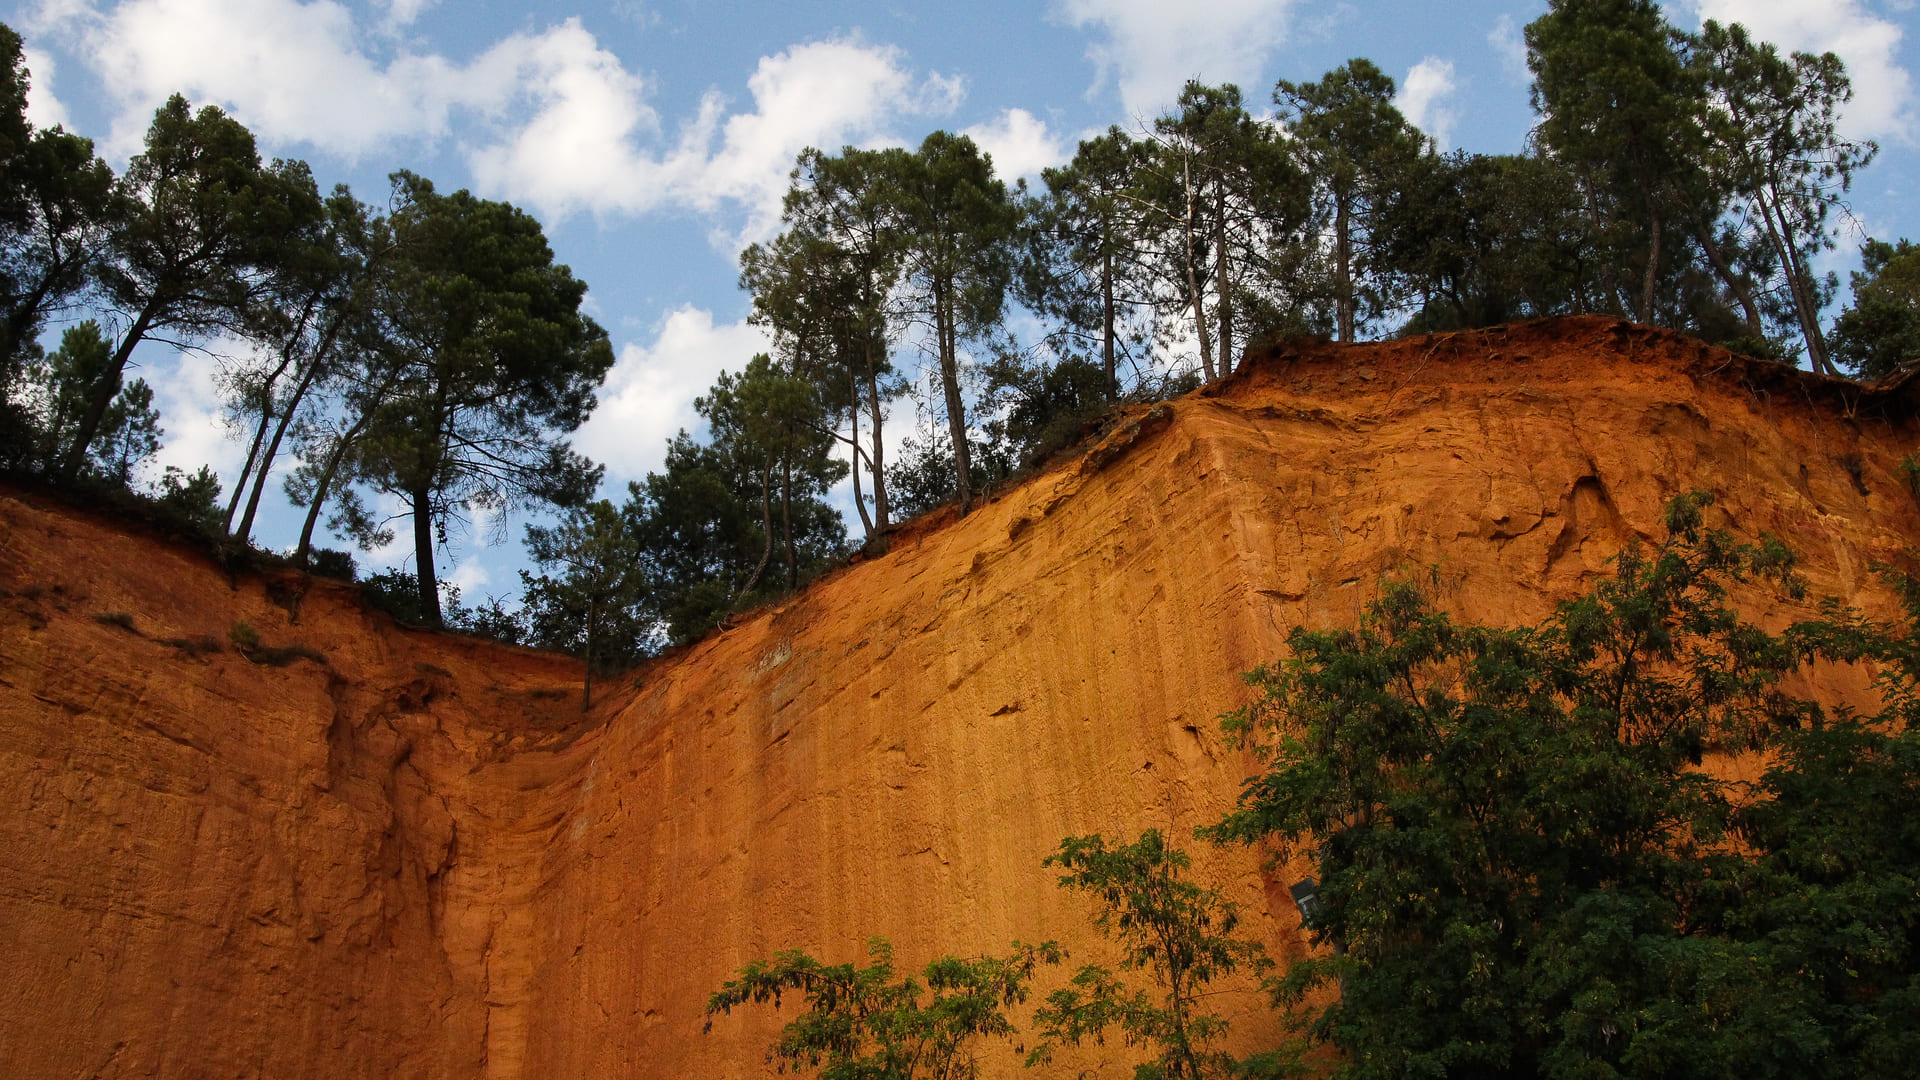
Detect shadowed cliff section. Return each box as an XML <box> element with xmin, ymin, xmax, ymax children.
<box><xmin>1</xmin><ymin>316</ymin><xmax>1916</xmax><ymax>1079</ymax></box>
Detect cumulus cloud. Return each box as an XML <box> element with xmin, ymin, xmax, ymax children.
<box><xmin>572</xmin><ymin>306</ymin><xmax>773</xmax><ymax>487</ymax></box>
<box><xmin>1682</xmin><ymin>0</ymin><xmax>1915</xmax><ymax>140</ymax></box>
<box><xmin>1397</xmin><ymin>57</ymin><xmax>1458</xmax><ymax>149</ymax></box>
<box><xmin>473</xmin><ymin>35</ymin><xmax>964</xmax><ymax>238</ymax></box>
<box><xmin>962</xmin><ymin>108</ymin><xmax>1071</xmax><ymax>184</ymax></box>
<box><xmin>19</xmin><ymin>46</ymin><xmax>71</xmax><ymax>130</ymax></box>
<box><xmin>1051</xmin><ymin>0</ymin><xmax>1300</xmax><ymax>118</ymax></box>
<box><xmin>664</xmin><ymin>39</ymin><xmax>962</xmax><ymax>238</ymax></box>
<box><xmin>44</xmin><ymin>2</ymin><xmax>964</xmax><ymax>236</ymax></box>
<box><xmin>71</xmin><ymin>0</ymin><xmax>471</xmax><ymax>158</ymax></box>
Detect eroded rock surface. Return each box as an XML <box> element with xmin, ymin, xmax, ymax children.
<box><xmin>2</xmin><ymin>317</ymin><xmax>1915</xmax><ymax>1078</ymax></box>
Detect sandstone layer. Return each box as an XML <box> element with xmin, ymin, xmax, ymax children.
<box><xmin>2</xmin><ymin>316</ymin><xmax>1917</xmax><ymax>1079</ymax></box>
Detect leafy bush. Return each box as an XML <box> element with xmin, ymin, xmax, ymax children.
<box><xmin>705</xmin><ymin>937</ymin><xmax>1061</xmax><ymax>1080</ymax></box>
<box><xmin>1206</xmin><ymin>491</ymin><xmax>1920</xmax><ymax>1079</ymax></box>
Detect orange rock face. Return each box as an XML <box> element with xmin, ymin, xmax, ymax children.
<box><xmin>2</xmin><ymin>317</ymin><xmax>1916</xmax><ymax>1079</ymax></box>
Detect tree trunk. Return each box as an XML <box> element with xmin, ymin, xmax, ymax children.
<box><xmin>225</xmin><ymin>404</ymin><xmax>274</xmax><ymax>531</ymax></box>
<box><xmin>293</xmin><ymin>375</ymin><xmax>391</xmax><ymax>566</ymax></box>
<box><xmin>781</xmin><ymin>455</ymin><xmax>795</xmax><ymax>591</ymax></box>
<box><xmin>1182</xmin><ymin>155</ymin><xmax>1215</xmax><ymax>381</ymax></box>
<box><xmin>581</xmin><ymin>596</ymin><xmax>595</xmax><ymax>711</ymax></box>
<box><xmin>846</xmin><ymin>361</ymin><xmax>873</xmax><ymax>539</ymax></box>
<box><xmin>58</xmin><ymin>300</ymin><xmax>158</xmax><ymax>481</ymax></box>
<box><xmin>936</xmin><ymin>281</ymin><xmax>973</xmax><ymax>515</ymax></box>
<box><xmin>239</xmin><ymin>308</ymin><xmax>351</xmax><ymax>541</ymax></box>
<box><xmin>1214</xmin><ymin>183</ymin><xmax>1233</xmax><ymax>375</ymax></box>
<box><xmin>295</xmin><ymin>436</ymin><xmax>350</xmax><ymax>565</ymax></box>
<box><xmin>741</xmin><ymin>460</ymin><xmax>774</xmax><ymax>596</ymax></box>
<box><xmin>1757</xmin><ymin>190</ymin><xmax>1835</xmax><ymax>374</ymax></box>
<box><xmin>411</xmin><ymin>480</ymin><xmax>441</xmax><ymax>627</ymax></box>
<box><xmin>1689</xmin><ymin>217</ymin><xmax>1764</xmax><ymax>339</ymax></box>
<box><xmin>1101</xmin><ymin>245</ymin><xmax>1117</xmax><ymax>398</ymax></box>
<box><xmin>1335</xmin><ymin>192</ymin><xmax>1354</xmax><ymax>342</ymax></box>
<box><xmin>1640</xmin><ymin>206</ymin><xmax>1662</xmax><ymax>325</ymax></box>
<box><xmin>864</xmin><ymin>325</ymin><xmax>890</xmax><ymax>532</ymax></box>
<box><xmin>1578</xmin><ymin>176</ymin><xmax>1628</xmax><ymax>318</ymax></box>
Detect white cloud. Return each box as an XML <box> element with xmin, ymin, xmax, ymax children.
<box><xmin>1397</xmin><ymin>57</ymin><xmax>1458</xmax><ymax>150</ymax></box>
<box><xmin>20</xmin><ymin>46</ymin><xmax>71</xmax><ymax>130</ymax></box>
<box><xmin>1682</xmin><ymin>0</ymin><xmax>1915</xmax><ymax>140</ymax></box>
<box><xmin>962</xmin><ymin>108</ymin><xmax>1070</xmax><ymax>183</ymax></box>
<box><xmin>671</xmin><ymin>39</ymin><xmax>962</xmax><ymax>240</ymax></box>
<box><xmin>445</xmin><ymin>553</ymin><xmax>490</xmax><ymax>597</ymax></box>
<box><xmin>381</xmin><ymin>0</ymin><xmax>436</xmax><ymax>28</ymax></box>
<box><xmin>143</xmin><ymin>342</ymin><xmax>246</xmax><ymax>490</ymax></box>
<box><xmin>50</xmin><ymin>2</ymin><xmax>963</xmax><ymax>237</ymax></box>
<box><xmin>68</xmin><ymin>0</ymin><xmax>460</xmax><ymax>158</ymax></box>
<box><xmin>572</xmin><ymin>306</ymin><xmax>773</xmax><ymax>488</ymax></box>
<box><xmin>1051</xmin><ymin>0</ymin><xmax>1300</xmax><ymax>118</ymax></box>
<box><xmin>1488</xmin><ymin>14</ymin><xmax>1528</xmax><ymax>82</ymax></box>
<box><xmin>474</xmin><ymin>36</ymin><xmax>964</xmax><ymax>238</ymax></box>
<box><xmin>464</xmin><ymin>23</ymin><xmax>680</xmax><ymax>218</ymax></box>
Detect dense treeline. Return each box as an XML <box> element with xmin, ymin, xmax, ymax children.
<box><xmin>4</xmin><ymin>1</ymin><xmax>1920</xmax><ymax>691</ymax></box>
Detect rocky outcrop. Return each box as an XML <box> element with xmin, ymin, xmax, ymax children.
<box><xmin>1</xmin><ymin>317</ymin><xmax>1915</xmax><ymax>1078</ymax></box>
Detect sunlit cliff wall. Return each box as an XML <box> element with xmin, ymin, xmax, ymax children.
<box><xmin>2</xmin><ymin>317</ymin><xmax>1915</xmax><ymax>1078</ymax></box>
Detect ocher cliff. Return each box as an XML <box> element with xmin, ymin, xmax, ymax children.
<box><xmin>2</xmin><ymin>316</ymin><xmax>1915</xmax><ymax>1078</ymax></box>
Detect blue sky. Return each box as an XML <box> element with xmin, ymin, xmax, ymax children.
<box><xmin>8</xmin><ymin>0</ymin><xmax>1918</xmax><ymax>602</ymax></box>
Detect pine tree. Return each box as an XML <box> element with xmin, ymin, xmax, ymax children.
<box><xmin>1694</xmin><ymin>20</ymin><xmax>1876</xmax><ymax>374</ymax></box>
<box><xmin>885</xmin><ymin>132</ymin><xmax>1020</xmax><ymax>516</ymax></box>
<box><xmin>1831</xmin><ymin>238</ymin><xmax>1920</xmax><ymax>379</ymax></box>
<box><xmin>59</xmin><ymin>95</ymin><xmax>321</xmax><ymax>480</ymax></box>
<box><xmin>521</xmin><ymin>499</ymin><xmax>645</xmax><ymax>709</ymax></box>
<box><xmin>1275</xmin><ymin>60</ymin><xmax>1425</xmax><ymax>343</ymax></box>
<box><xmin>352</xmin><ymin>172</ymin><xmax>612</xmax><ymax>626</ymax></box>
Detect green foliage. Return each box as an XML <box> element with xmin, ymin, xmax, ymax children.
<box><xmin>359</xmin><ymin>567</ymin><xmax>435</xmax><ymax>625</ymax></box>
<box><xmin>1207</xmin><ymin>491</ymin><xmax>1920</xmax><ymax>1078</ymax></box>
<box><xmin>0</xmin><ymin>24</ymin><xmax>115</xmax><ymax>454</ymax></box>
<box><xmin>10</xmin><ymin>320</ymin><xmax>163</xmax><ymax>484</ymax></box>
<box><xmin>704</xmin><ymin>937</ymin><xmax>1062</xmax><ymax>1080</ymax></box>
<box><xmin>883</xmin><ymin>428</ymin><xmax>1013</xmax><ymax>523</ymax></box>
<box><xmin>1032</xmin><ymin>831</ymin><xmax>1281</xmax><ymax>1080</ymax></box>
<box><xmin>59</xmin><ymin>93</ymin><xmax>321</xmax><ymax>481</ymax></box>
<box><xmin>308</xmin><ymin>548</ymin><xmax>356</xmax><ymax>581</ymax></box>
<box><xmin>1274</xmin><ymin>59</ymin><xmax>1425</xmax><ymax>342</ymax></box>
<box><xmin>1832</xmin><ymin>237</ymin><xmax>1920</xmax><ymax>379</ymax></box>
<box><xmin>981</xmin><ymin>350</ymin><xmax>1116</xmax><ymax>469</ymax></box>
<box><xmin>1377</xmin><ymin>152</ymin><xmax>1595</xmax><ymax>332</ymax></box>
<box><xmin>888</xmin><ymin>131</ymin><xmax>1022</xmax><ymax>516</ymax></box>
<box><xmin>1527</xmin><ymin>0</ymin><xmax>1699</xmax><ymax>325</ymax></box>
<box><xmin>623</xmin><ymin>354</ymin><xmax>848</xmax><ymax>645</ymax></box>
<box><xmin>520</xmin><ymin>498</ymin><xmax>647</xmax><ymax>707</ymax></box>
<box><xmin>748</xmin><ymin>144</ymin><xmax>909</xmax><ymax>538</ymax></box>
<box><xmin>227</xmin><ymin>620</ymin><xmax>261</xmax><ymax>652</ymax></box>
<box><xmin>1692</xmin><ymin>20</ymin><xmax>1874</xmax><ymax>375</ymax></box>
<box><xmin>1024</xmin><ymin>129</ymin><xmax>1157</xmax><ymax>397</ymax></box>
<box><xmin>155</xmin><ymin>464</ymin><xmax>223</xmax><ymax>534</ymax></box>
<box><xmin>1143</xmin><ymin>82</ymin><xmax>1313</xmax><ymax>377</ymax></box>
